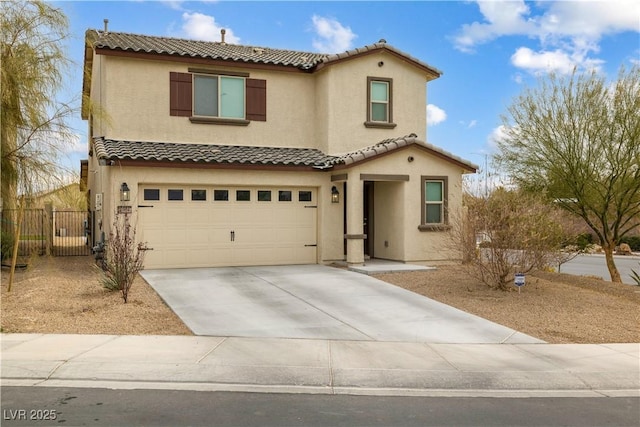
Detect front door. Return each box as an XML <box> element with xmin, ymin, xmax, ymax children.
<box><xmin>363</xmin><ymin>181</ymin><xmax>374</xmax><ymax>257</ymax></box>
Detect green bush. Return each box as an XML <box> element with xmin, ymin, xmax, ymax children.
<box><xmin>575</xmin><ymin>233</ymin><xmax>593</xmax><ymax>250</ymax></box>
<box><xmin>1</xmin><ymin>231</ymin><xmax>15</xmax><ymax>261</ymax></box>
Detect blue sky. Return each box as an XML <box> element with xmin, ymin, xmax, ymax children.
<box><xmin>55</xmin><ymin>0</ymin><xmax>640</xmax><ymax>175</ymax></box>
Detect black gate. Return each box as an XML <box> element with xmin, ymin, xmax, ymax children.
<box><xmin>52</xmin><ymin>210</ymin><xmax>91</xmax><ymax>256</ymax></box>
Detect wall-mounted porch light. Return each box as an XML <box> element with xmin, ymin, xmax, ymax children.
<box><xmin>120</xmin><ymin>182</ymin><xmax>131</xmax><ymax>202</ymax></box>
<box><xmin>331</xmin><ymin>186</ymin><xmax>340</xmax><ymax>204</ymax></box>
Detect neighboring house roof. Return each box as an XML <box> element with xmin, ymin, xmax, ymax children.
<box><xmin>93</xmin><ymin>136</ymin><xmax>478</xmax><ymax>172</ymax></box>
<box><xmin>85</xmin><ymin>29</ymin><xmax>442</xmax><ymax>77</ymax></box>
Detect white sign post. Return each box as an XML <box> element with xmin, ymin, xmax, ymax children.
<box><xmin>514</xmin><ymin>273</ymin><xmax>525</xmax><ymax>294</ymax></box>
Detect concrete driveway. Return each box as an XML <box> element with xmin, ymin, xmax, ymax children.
<box><xmin>141</xmin><ymin>265</ymin><xmax>543</xmax><ymax>344</ymax></box>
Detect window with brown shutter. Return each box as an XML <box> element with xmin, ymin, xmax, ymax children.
<box><xmin>246</xmin><ymin>78</ymin><xmax>267</xmax><ymax>121</ymax></box>
<box><xmin>169</xmin><ymin>72</ymin><xmax>192</xmax><ymax>117</ymax></box>
<box><xmin>170</xmin><ymin>72</ymin><xmax>266</xmax><ymax>122</ymax></box>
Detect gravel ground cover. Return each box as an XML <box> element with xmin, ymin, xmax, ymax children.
<box><xmin>1</xmin><ymin>256</ymin><xmax>638</xmax><ymax>343</ymax></box>
<box><xmin>375</xmin><ymin>265</ymin><xmax>640</xmax><ymax>343</ymax></box>
<box><xmin>1</xmin><ymin>256</ymin><xmax>191</xmax><ymax>335</ymax></box>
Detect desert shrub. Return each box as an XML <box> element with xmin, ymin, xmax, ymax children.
<box><xmin>620</xmin><ymin>236</ymin><xmax>640</xmax><ymax>252</ymax></box>
<box><xmin>574</xmin><ymin>233</ymin><xmax>594</xmax><ymax>250</ymax></box>
<box><xmin>98</xmin><ymin>214</ymin><xmax>147</xmax><ymax>303</ymax></box>
<box><xmin>462</xmin><ymin>189</ymin><xmax>567</xmax><ymax>291</ymax></box>
<box><xmin>1</xmin><ymin>231</ymin><xmax>15</xmax><ymax>261</ymax></box>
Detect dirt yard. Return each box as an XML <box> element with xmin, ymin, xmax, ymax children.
<box><xmin>1</xmin><ymin>256</ymin><xmax>191</xmax><ymax>336</ymax></box>
<box><xmin>1</xmin><ymin>256</ymin><xmax>639</xmax><ymax>343</ymax></box>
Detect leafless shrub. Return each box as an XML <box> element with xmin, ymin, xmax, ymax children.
<box><xmin>98</xmin><ymin>213</ymin><xmax>147</xmax><ymax>303</ymax></box>
<box><xmin>458</xmin><ymin>189</ymin><xmax>569</xmax><ymax>291</ymax></box>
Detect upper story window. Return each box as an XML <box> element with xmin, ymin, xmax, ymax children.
<box><xmin>194</xmin><ymin>75</ymin><xmax>245</xmax><ymax>119</ymax></box>
<box><xmin>170</xmin><ymin>71</ymin><xmax>266</xmax><ymax>124</ymax></box>
<box><xmin>370</xmin><ymin>80</ymin><xmax>389</xmax><ymax>121</ymax></box>
<box><xmin>365</xmin><ymin>77</ymin><xmax>396</xmax><ymax>129</ymax></box>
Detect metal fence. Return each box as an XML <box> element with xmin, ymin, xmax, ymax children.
<box><xmin>1</xmin><ymin>208</ymin><xmax>91</xmax><ymax>258</ymax></box>
<box><xmin>1</xmin><ymin>209</ymin><xmax>47</xmax><ymax>257</ymax></box>
<box><xmin>52</xmin><ymin>210</ymin><xmax>91</xmax><ymax>256</ymax></box>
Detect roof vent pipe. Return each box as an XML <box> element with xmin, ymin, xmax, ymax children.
<box><xmin>220</xmin><ymin>28</ymin><xmax>226</xmax><ymax>44</ymax></box>
<box><xmin>103</xmin><ymin>19</ymin><xmax>109</xmax><ymax>33</ymax></box>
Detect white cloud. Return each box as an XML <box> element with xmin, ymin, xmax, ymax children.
<box><xmin>511</xmin><ymin>46</ymin><xmax>605</xmax><ymax>75</ymax></box>
<box><xmin>66</xmin><ymin>133</ymin><xmax>86</xmax><ymax>154</ymax></box>
<box><xmin>454</xmin><ymin>0</ymin><xmax>640</xmax><ymax>74</ymax></box>
<box><xmin>511</xmin><ymin>47</ymin><xmax>576</xmax><ymax>75</ymax></box>
<box><xmin>181</xmin><ymin>12</ymin><xmax>239</xmax><ymax>43</ymax></box>
<box><xmin>426</xmin><ymin>104</ymin><xmax>447</xmax><ymax>126</ymax></box>
<box><xmin>311</xmin><ymin>15</ymin><xmax>356</xmax><ymax>53</ymax></box>
<box><xmin>161</xmin><ymin>1</ymin><xmax>186</xmax><ymax>11</ymax></box>
<box><xmin>454</xmin><ymin>0</ymin><xmax>536</xmax><ymax>52</ymax></box>
<box><xmin>488</xmin><ymin>125</ymin><xmax>509</xmax><ymax>148</ymax></box>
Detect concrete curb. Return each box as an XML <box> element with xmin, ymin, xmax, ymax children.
<box><xmin>2</xmin><ymin>334</ymin><xmax>638</xmax><ymax>398</ymax></box>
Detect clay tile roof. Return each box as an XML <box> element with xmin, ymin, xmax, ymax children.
<box><xmin>86</xmin><ymin>30</ymin><xmax>442</xmax><ymax>77</ymax></box>
<box><xmin>93</xmin><ymin>135</ymin><xmax>477</xmax><ymax>172</ymax></box>
<box><xmin>87</xmin><ymin>30</ymin><xmax>328</xmax><ymax>70</ymax></box>
<box><xmin>332</xmin><ymin>134</ymin><xmax>477</xmax><ymax>172</ymax></box>
<box><xmin>93</xmin><ymin>137</ymin><xmax>336</xmax><ymax>167</ymax></box>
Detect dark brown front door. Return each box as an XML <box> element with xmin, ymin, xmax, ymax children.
<box><xmin>363</xmin><ymin>181</ymin><xmax>374</xmax><ymax>257</ymax></box>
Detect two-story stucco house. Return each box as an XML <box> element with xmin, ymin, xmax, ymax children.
<box><xmin>81</xmin><ymin>28</ymin><xmax>477</xmax><ymax>269</ymax></box>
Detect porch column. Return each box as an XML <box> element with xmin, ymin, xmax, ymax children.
<box><xmin>345</xmin><ymin>177</ymin><xmax>365</xmax><ymax>265</ymax></box>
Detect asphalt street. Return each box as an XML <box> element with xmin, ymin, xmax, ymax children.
<box><xmin>560</xmin><ymin>254</ymin><xmax>639</xmax><ymax>284</ymax></box>
<box><xmin>2</xmin><ymin>387</ymin><xmax>639</xmax><ymax>427</ymax></box>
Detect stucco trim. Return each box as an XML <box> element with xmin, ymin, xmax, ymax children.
<box><xmin>363</xmin><ymin>121</ymin><xmax>397</xmax><ymax>129</ymax></box>
<box><xmin>188</xmin><ymin>67</ymin><xmax>250</xmax><ymax>77</ymax></box>
<box><xmin>345</xmin><ymin>234</ymin><xmax>367</xmax><ymax>240</ymax></box>
<box><xmin>331</xmin><ymin>173</ymin><xmax>348</xmax><ymax>182</ymax></box>
<box><xmin>189</xmin><ymin>117</ymin><xmax>250</xmax><ymax>126</ymax></box>
<box><xmin>360</xmin><ymin>174</ymin><xmax>409</xmax><ymax>182</ymax></box>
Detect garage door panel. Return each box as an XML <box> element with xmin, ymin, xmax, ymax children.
<box><xmin>186</xmin><ymin>229</ymin><xmax>210</xmax><ymax>244</ymax></box>
<box><xmin>186</xmin><ymin>208</ymin><xmax>210</xmax><ymax>225</ymax></box>
<box><xmin>165</xmin><ymin>229</ymin><xmax>188</xmax><ymax>244</ymax></box>
<box><xmin>140</xmin><ymin>186</ymin><xmax>316</xmax><ymax>269</ymax></box>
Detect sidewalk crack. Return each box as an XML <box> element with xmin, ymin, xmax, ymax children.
<box><xmin>196</xmin><ymin>337</ymin><xmax>227</xmax><ymax>364</ymax></box>
<box><xmin>327</xmin><ymin>340</ymin><xmax>335</xmax><ymax>394</ymax></box>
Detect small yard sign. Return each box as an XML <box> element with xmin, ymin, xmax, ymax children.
<box><xmin>514</xmin><ymin>273</ymin><xmax>525</xmax><ymax>293</ymax></box>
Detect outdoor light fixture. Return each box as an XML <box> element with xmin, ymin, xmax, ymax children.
<box><xmin>120</xmin><ymin>182</ymin><xmax>130</xmax><ymax>202</ymax></box>
<box><xmin>331</xmin><ymin>186</ymin><xmax>340</xmax><ymax>204</ymax></box>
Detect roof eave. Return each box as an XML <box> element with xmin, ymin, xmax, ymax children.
<box><xmin>315</xmin><ymin>44</ymin><xmax>442</xmax><ymax>80</ymax></box>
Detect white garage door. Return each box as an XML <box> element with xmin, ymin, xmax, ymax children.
<box><xmin>138</xmin><ymin>185</ymin><xmax>317</xmax><ymax>269</ymax></box>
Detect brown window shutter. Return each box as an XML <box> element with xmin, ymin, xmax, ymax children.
<box><xmin>170</xmin><ymin>72</ymin><xmax>192</xmax><ymax>117</ymax></box>
<box><xmin>246</xmin><ymin>78</ymin><xmax>266</xmax><ymax>121</ymax></box>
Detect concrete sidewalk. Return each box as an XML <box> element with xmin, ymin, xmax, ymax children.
<box><xmin>2</xmin><ymin>334</ymin><xmax>638</xmax><ymax>397</ymax></box>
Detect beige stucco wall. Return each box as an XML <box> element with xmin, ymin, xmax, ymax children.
<box><xmin>93</xmin><ymin>55</ymin><xmax>317</xmax><ymax>148</ymax></box>
<box><xmin>338</xmin><ymin>145</ymin><xmax>466</xmax><ymax>263</ymax></box>
<box><xmin>92</xmin><ymin>145</ymin><xmax>467</xmax><ymax>266</ymax></box>
<box><xmin>89</xmin><ymin>51</ymin><xmax>429</xmax><ymax>154</ymax></box>
<box><xmin>315</xmin><ymin>51</ymin><xmax>428</xmax><ymax>155</ymax></box>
